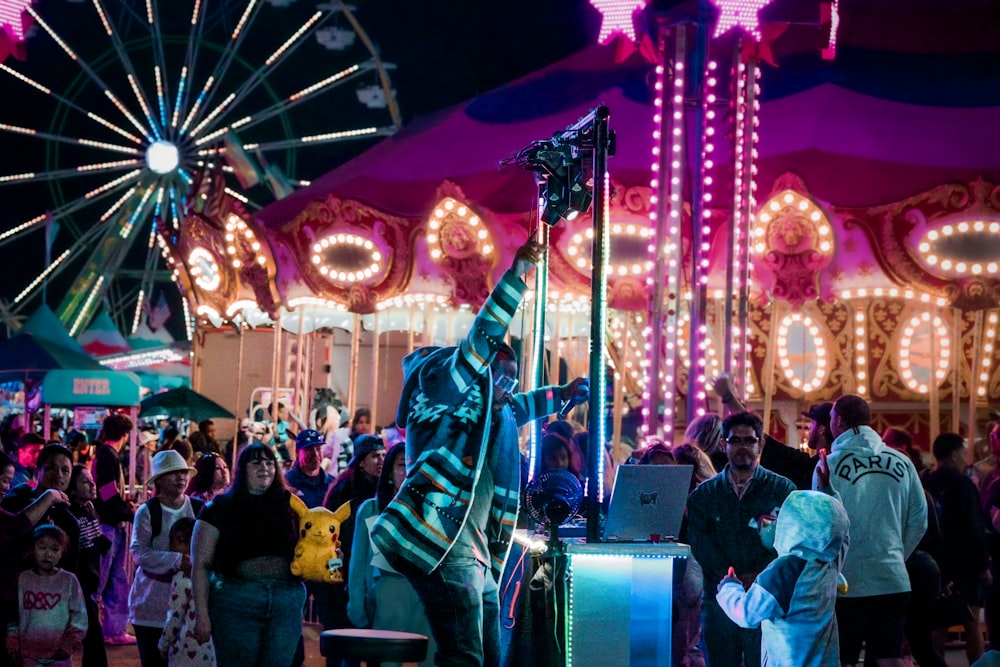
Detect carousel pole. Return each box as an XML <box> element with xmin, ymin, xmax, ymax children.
<box><xmin>294</xmin><ymin>308</ymin><xmax>306</xmax><ymax>419</ymax></box>
<box><xmin>348</xmin><ymin>313</ymin><xmax>362</xmax><ymax>416</ymax></box>
<box><xmin>271</xmin><ymin>311</ymin><xmax>282</xmax><ymax>426</ymax></box>
<box><xmin>407</xmin><ymin>304</ymin><xmax>416</xmax><ymax>354</ymax></box>
<box><xmin>929</xmin><ymin>305</ymin><xmax>941</xmax><ymax>441</ymax></box>
<box><xmin>686</xmin><ymin>4</ymin><xmax>710</xmax><ymax>424</ymax></box>
<box><xmin>969</xmin><ymin>310</ymin><xmax>985</xmax><ymax>454</ymax></box>
<box><xmin>951</xmin><ymin>308</ymin><xmax>961</xmax><ymax>434</ymax></box>
<box><xmin>644</xmin><ymin>19</ymin><xmax>688</xmax><ymax>442</ymax></box>
<box><xmin>735</xmin><ymin>53</ymin><xmax>760</xmax><ymax>398</ymax></box>
<box><xmin>232</xmin><ymin>322</ymin><xmax>245</xmax><ymax>471</ymax></box>
<box><xmin>586</xmin><ymin>106</ymin><xmax>612</xmax><ymax>543</ymax></box>
<box><xmin>370</xmin><ymin>313</ymin><xmax>380</xmax><ymax>427</ymax></box>
<box><xmin>304</xmin><ymin>311</ymin><xmax>315</xmax><ymax>423</ymax></box>
<box><xmin>528</xmin><ymin>209</ymin><xmax>549</xmax><ymax>479</ymax></box>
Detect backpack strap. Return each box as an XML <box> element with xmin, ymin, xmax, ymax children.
<box><xmin>190</xmin><ymin>496</ymin><xmax>205</xmax><ymax>518</ymax></box>
<box><xmin>147</xmin><ymin>497</ymin><xmax>163</xmax><ymax>538</ymax></box>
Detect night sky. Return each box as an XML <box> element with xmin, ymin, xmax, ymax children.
<box><xmin>0</xmin><ymin>0</ymin><xmax>601</xmax><ymax>337</ymax></box>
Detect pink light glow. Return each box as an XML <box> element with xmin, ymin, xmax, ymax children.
<box><xmin>591</xmin><ymin>0</ymin><xmax>646</xmax><ymax>44</ymax></box>
<box><xmin>0</xmin><ymin>0</ymin><xmax>32</xmax><ymax>42</ymax></box>
<box><xmin>822</xmin><ymin>0</ymin><xmax>839</xmax><ymax>60</ymax></box>
<box><xmin>711</xmin><ymin>0</ymin><xmax>773</xmax><ymax>41</ymax></box>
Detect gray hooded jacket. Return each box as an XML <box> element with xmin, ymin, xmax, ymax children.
<box><xmin>717</xmin><ymin>490</ymin><xmax>850</xmax><ymax>667</ymax></box>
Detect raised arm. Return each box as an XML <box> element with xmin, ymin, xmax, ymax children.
<box><xmin>450</xmin><ymin>242</ymin><xmax>541</xmax><ymax>390</ymax></box>
<box><xmin>191</xmin><ymin>520</ymin><xmax>219</xmax><ymax>643</ymax></box>
<box><xmin>20</xmin><ymin>489</ymin><xmax>69</xmax><ymax>527</ymax></box>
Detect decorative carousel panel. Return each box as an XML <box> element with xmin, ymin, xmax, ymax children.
<box><xmin>897</xmin><ymin>313</ymin><xmax>951</xmax><ymax>395</ymax></box>
<box><xmin>279</xmin><ymin>194</ymin><xmax>414</xmax><ymax>313</ymax></box>
<box><xmin>548</xmin><ymin>182</ymin><xmax>656</xmax><ymax>308</ymax></box>
<box><xmin>867</xmin><ymin>299</ymin><xmax>957</xmax><ymax>401</ymax></box>
<box><xmin>775</xmin><ymin>313</ymin><xmax>829</xmax><ymax>394</ymax></box>
<box><xmin>980</xmin><ymin>311</ymin><xmax>1000</xmax><ymax>400</ymax></box>
<box><xmin>746</xmin><ymin>299</ymin><xmax>852</xmax><ymax>401</ymax></box>
<box><xmin>751</xmin><ymin>188</ymin><xmax>834</xmax><ymax>308</ymax></box>
<box><xmin>837</xmin><ymin>178</ymin><xmax>1000</xmax><ymax>311</ymax></box>
<box><xmin>426</xmin><ymin>192</ymin><xmax>496</xmax><ymax>307</ymax></box>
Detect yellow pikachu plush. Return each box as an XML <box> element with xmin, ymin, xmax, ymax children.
<box><xmin>289</xmin><ymin>495</ymin><xmax>352</xmax><ymax>583</ymax></box>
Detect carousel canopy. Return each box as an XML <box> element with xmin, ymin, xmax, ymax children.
<box><xmin>161</xmin><ymin>1</ymin><xmax>1000</xmax><ymax>444</ymax></box>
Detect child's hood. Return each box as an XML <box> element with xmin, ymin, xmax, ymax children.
<box><xmin>773</xmin><ymin>490</ymin><xmax>849</xmax><ymax>561</ymax></box>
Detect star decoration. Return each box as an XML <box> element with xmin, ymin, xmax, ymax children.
<box><xmin>711</xmin><ymin>0</ymin><xmax>773</xmax><ymax>41</ymax></box>
<box><xmin>0</xmin><ymin>0</ymin><xmax>32</xmax><ymax>41</ymax></box>
<box><xmin>590</xmin><ymin>0</ymin><xmax>646</xmax><ymax>44</ymax></box>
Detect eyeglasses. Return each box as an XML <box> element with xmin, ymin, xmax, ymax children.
<box><xmin>725</xmin><ymin>436</ymin><xmax>760</xmax><ymax>447</ymax></box>
<box><xmin>493</xmin><ymin>373</ymin><xmax>518</xmax><ymax>395</ymax></box>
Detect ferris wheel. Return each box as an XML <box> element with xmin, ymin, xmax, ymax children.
<box><xmin>0</xmin><ymin>0</ymin><xmax>400</xmax><ymax>339</ymax></box>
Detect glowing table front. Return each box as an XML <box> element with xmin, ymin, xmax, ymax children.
<box><xmin>563</xmin><ymin>541</ymin><xmax>690</xmax><ymax>667</ymax></box>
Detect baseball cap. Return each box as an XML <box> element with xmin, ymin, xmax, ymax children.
<box><xmin>802</xmin><ymin>402</ymin><xmax>833</xmax><ymax>429</ymax></box>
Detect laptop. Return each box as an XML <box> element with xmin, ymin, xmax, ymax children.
<box><xmin>603</xmin><ymin>465</ymin><xmax>693</xmax><ymax>542</ymax></box>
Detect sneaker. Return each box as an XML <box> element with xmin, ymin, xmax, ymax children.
<box><xmin>105</xmin><ymin>633</ymin><xmax>137</xmax><ymax>645</ymax></box>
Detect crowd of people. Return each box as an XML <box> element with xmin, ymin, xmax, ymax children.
<box><xmin>614</xmin><ymin>386</ymin><xmax>1000</xmax><ymax>667</ymax></box>
<box><xmin>1</xmin><ymin>236</ymin><xmax>998</xmax><ymax>667</ymax></box>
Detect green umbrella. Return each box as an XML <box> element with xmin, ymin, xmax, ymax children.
<box><xmin>140</xmin><ymin>385</ymin><xmax>234</xmax><ymax>421</ymax></box>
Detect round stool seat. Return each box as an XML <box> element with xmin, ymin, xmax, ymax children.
<box><xmin>320</xmin><ymin>628</ymin><xmax>429</xmax><ymax>665</ymax></box>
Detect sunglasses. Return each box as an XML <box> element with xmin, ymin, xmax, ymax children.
<box><xmin>725</xmin><ymin>436</ymin><xmax>760</xmax><ymax>447</ymax></box>
<box><xmin>493</xmin><ymin>373</ymin><xmax>518</xmax><ymax>395</ymax></box>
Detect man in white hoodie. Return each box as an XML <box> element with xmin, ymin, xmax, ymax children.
<box><xmin>813</xmin><ymin>395</ymin><xmax>926</xmax><ymax>667</ymax></box>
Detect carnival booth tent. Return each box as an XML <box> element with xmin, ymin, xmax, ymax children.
<box><xmin>166</xmin><ymin>1</ymin><xmax>1000</xmax><ymax>453</ymax></box>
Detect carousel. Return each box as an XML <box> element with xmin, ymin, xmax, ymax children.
<box><xmin>153</xmin><ymin>0</ymin><xmax>1000</xmax><ymax>460</ymax></box>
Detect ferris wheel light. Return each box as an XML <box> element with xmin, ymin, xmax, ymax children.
<box><xmin>146</xmin><ymin>141</ymin><xmax>179</xmax><ymax>174</ymax></box>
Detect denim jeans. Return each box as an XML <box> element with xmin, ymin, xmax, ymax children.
<box><xmin>405</xmin><ymin>557</ymin><xmax>499</xmax><ymax>667</ymax></box>
<box><xmin>209</xmin><ymin>574</ymin><xmax>306</xmax><ymax>667</ymax></box>
<box><xmin>96</xmin><ymin>524</ymin><xmax>130</xmax><ymax>637</ymax></box>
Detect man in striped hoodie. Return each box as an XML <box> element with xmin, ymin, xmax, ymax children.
<box><xmin>371</xmin><ymin>241</ymin><xmax>588</xmax><ymax>667</ymax></box>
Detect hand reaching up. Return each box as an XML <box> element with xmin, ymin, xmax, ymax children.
<box><xmin>816</xmin><ymin>448</ymin><xmax>831</xmax><ymax>490</ymax></box>
<box><xmin>510</xmin><ymin>242</ymin><xmax>543</xmax><ymax>278</ymax></box>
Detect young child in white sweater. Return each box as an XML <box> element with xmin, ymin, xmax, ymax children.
<box><xmin>6</xmin><ymin>524</ymin><xmax>88</xmax><ymax>667</ymax></box>
<box><xmin>158</xmin><ymin>518</ymin><xmax>216</xmax><ymax>667</ymax></box>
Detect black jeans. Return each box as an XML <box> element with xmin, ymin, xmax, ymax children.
<box><xmin>133</xmin><ymin>625</ymin><xmax>168</xmax><ymax>667</ymax></box>
<box><xmin>81</xmin><ymin>596</ymin><xmax>108</xmax><ymax>667</ymax></box>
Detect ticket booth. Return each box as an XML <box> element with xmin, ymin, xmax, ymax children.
<box><xmin>41</xmin><ymin>368</ymin><xmax>143</xmax><ymax>486</ymax></box>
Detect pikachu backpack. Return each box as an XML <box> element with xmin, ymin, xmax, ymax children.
<box><xmin>289</xmin><ymin>495</ymin><xmax>352</xmax><ymax>583</ymax></box>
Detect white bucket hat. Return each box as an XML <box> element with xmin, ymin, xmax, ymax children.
<box><xmin>148</xmin><ymin>450</ymin><xmax>197</xmax><ymax>486</ymax></box>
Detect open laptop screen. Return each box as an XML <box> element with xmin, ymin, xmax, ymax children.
<box><xmin>603</xmin><ymin>464</ymin><xmax>693</xmax><ymax>542</ymax></box>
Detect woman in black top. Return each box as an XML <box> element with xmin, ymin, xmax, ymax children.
<box><xmin>191</xmin><ymin>443</ymin><xmax>303</xmax><ymax>667</ymax></box>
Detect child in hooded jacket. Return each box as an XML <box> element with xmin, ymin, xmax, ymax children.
<box><xmin>716</xmin><ymin>490</ymin><xmax>850</xmax><ymax>667</ymax></box>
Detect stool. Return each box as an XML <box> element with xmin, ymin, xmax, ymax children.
<box><xmin>319</xmin><ymin>628</ymin><xmax>429</xmax><ymax>667</ymax></box>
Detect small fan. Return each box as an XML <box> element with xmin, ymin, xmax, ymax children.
<box><xmin>525</xmin><ymin>469</ymin><xmax>584</xmax><ymax>545</ymax></box>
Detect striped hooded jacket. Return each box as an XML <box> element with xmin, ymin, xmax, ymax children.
<box><xmin>370</xmin><ymin>269</ymin><xmax>560</xmax><ymax>581</ymax></box>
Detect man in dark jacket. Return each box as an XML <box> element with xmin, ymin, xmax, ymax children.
<box><xmin>685</xmin><ymin>411</ymin><xmax>796</xmax><ymax>667</ymax></box>
<box><xmin>923</xmin><ymin>432</ymin><xmax>990</xmax><ymax>663</ymax></box>
<box><xmin>91</xmin><ymin>413</ymin><xmax>136</xmax><ymax>645</ymax></box>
